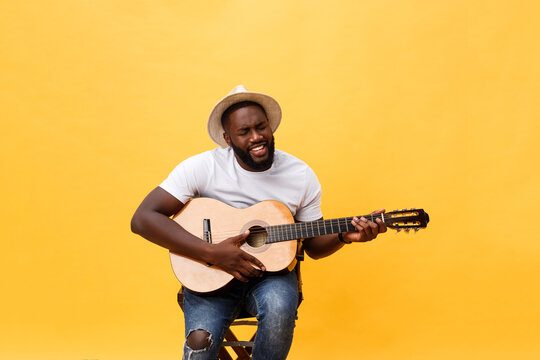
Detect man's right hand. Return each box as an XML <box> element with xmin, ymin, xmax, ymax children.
<box><xmin>208</xmin><ymin>230</ymin><xmax>266</xmax><ymax>282</ymax></box>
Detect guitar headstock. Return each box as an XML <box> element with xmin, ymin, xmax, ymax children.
<box><xmin>386</xmin><ymin>208</ymin><xmax>430</xmax><ymax>232</ymax></box>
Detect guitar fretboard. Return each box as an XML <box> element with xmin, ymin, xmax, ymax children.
<box><xmin>266</xmin><ymin>214</ymin><xmax>385</xmax><ymax>243</ymax></box>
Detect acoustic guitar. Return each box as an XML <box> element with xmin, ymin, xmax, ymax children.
<box><xmin>170</xmin><ymin>197</ymin><xmax>429</xmax><ymax>293</ymax></box>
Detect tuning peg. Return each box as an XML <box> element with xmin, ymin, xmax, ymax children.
<box><xmin>393</xmin><ymin>209</ymin><xmax>398</xmax><ymax>212</ymax></box>
<box><xmin>401</xmin><ymin>208</ymin><xmax>407</xmax><ymax>211</ymax></box>
<box><xmin>414</xmin><ymin>227</ymin><xmax>419</xmax><ymax>232</ymax></box>
<box><xmin>396</xmin><ymin>228</ymin><xmax>401</xmax><ymax>232</ymax></box>
<box><xmin>404</xmin><ymin>228</ymin><xmax>410</xmax><ymax>233</ymax></box>
<box><xmin>411</xmin><ymin>207</ymin><xmax>416</xmax><ymax>210</ymax></box>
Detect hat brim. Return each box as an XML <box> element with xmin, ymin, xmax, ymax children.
<box><xmin>208</xmin><ymin>91</ymin><xmax>282</xmax><ymax>148</ymax></box>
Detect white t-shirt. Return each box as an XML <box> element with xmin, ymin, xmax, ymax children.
<box><xmin>159</xmin><ymin>147</ymin><xmax>322</xmax><ymax>222</ymax></box>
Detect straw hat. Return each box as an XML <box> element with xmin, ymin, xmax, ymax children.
<box><xmin>207</xmin><ymin>85</ymin><xmax>282</xmax><ymax>148</ymax></box>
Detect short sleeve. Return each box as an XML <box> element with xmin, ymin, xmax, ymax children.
<box><xmin>159</xmin><ymin>154</ymin><xmax>208</xmax><ymax>204</ymax></box>
<box><xmin>294</xmin><ymin>167</ymin><xmax>323</xmax><ymax>222</ymax></box>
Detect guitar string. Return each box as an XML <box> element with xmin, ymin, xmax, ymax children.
<box><xmin>200</xmin><ymin>219</ymin><xmax>361</xmax><ymax>238</ymax></box>
<box><xmin>206</xmin><ymin>223</ymin><xmax>424</xmax><ymax>244</ymax></box>
<box><xmin>197</xmin><ymin>213</ymin><xmax>425</xmax><ymax>240</ymax></box>
<box><xmin>209</xmin><ymin>214</ymin><xmax>386</xmax><ymax>233</ymax></box>
<box><xmin>193</xmin><ymin>212</ymin><xmax>423</xmax><ymax>239</ymax></box>
<box><xmin>192</xmin><ymin>212</ymin><xmax>422</xmax><ymax>239</ymax></box>
<box><xmin>205</xmin><ymin>223</ymin><xmax>424</xmax><ymax>243</ymax></box>
<box><xmin>202</xmin><ymin>227</ymin><xmax>349</xmax><ymax>240</ymax></box>
<box><xmin>196</xmin><ymin>213</ymin><xmax>395</xmax><ymax>237</ymax></box>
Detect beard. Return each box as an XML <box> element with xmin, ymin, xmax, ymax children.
<box><xmin>230</xmin><ymin>135</ymin><xmax>275</xmax><ymax>171</ymax></box>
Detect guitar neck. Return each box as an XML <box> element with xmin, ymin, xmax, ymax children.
<box><xmin>266</xmin><ymin>214</ymin><xmax>384</xmax><ymax>243</ymax></box>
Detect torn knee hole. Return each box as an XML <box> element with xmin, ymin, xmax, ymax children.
<box><xmin>186</xmin><ymin>329</ymin><xmax>212</xmax><ymax>350</ymax></box>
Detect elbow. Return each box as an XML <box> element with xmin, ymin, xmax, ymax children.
<box><xmin>307</xmin><ymin>253</ymin><xmax>324</xmax><ymax>260</ymax></box>
<box><xmin>130</xmin><ymin>213</ymin><xmax>143</xmax><ymax>235</ymax></box>
<box><xmin>303</xmin><ymin>247</ymin><xmax>324</xmax><ymax>260</ymax></box>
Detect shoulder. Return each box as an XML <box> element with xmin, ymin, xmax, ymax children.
<box><xmin>273</xmin><ymin>149</ymin><xmax>318</xmax><ymax>178</ymax></box>
<box><xmin>274</xmin><ymin>149</ymin><xmax>311</xmax><ymax>169</ymax></box>
<box><xmin>173</xmin><ymin>148</ymin><xmax>227</xmax><ymax>169</ymax></box>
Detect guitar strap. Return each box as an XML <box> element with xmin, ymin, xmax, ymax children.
<box><xmin>295</xmin><ymin>240</ymin><xmax>304</xmax><ymax>307</ymax></box>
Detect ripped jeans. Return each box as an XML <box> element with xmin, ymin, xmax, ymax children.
<box><xmin>182</xmin><ymin>270</ymin><xmax>299</xmax><ymax>360</ymax></box>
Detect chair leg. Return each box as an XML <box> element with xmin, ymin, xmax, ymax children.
<box><xmin>224</xmin><ymin>329</ymin><xmax>252</xmax><ymax>359</ymax></box>
<box><xmin>218</xmin><ymin>345</ymin><xmax>233</xmax><ymax>360</ymax></box>
<box><xmin>244</xmin><ymin>332</ymin><xmax>256</xmax><ymax>356</ymax></box>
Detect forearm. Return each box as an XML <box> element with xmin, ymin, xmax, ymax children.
<box><xmin>131</xmin><ymin>211</ymin><xmax>214</xmax><ymax>264</ymax></box>
<box><xmin>303</xmin><ymin>234</ymin><xmax>345</xmax><ymax>260</ymax></box>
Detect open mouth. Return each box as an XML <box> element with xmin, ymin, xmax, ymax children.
<box><xmin>249</xmin><ymin>143</ymin><xmax>267</xmax><ymax>157</ymax></box>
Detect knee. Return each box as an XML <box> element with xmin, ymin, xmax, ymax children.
<box><xmin>186</xmin><ymin>329</ymin><xmax>212</xmax><ymax>350</ymax></box>
<box><xmin>259</xmin><ymin>297</ymin><xmax>297</xmax><ymax>323</ymax></box>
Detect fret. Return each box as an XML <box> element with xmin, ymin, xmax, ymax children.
<box><xmin>267</xmin><ymin>214</ymin><xmax>391</xmax><ymax>243</ymax></box>
<box><xmin>276</xmin><ymin>224</ymin><xmax>283</xmax><ymax>243</ymax></box>
<box><xmin>346</xmin><ymin>217</ymin><xmax>354</xmax><ymax>232</ymax></box>
<box><xmin>338</xmin><ymin>218</ymin><xmax>346</xmax><ymax>233</ymax></box>
<box><xmin>266</xmin><ymin>226</ymin><xmax>272</xmax><ymax>243</ymax></box>
<box><xmin>270</xmin><ymin>224</ymin><xmax>276</xmax><ymax>243</ymax></box>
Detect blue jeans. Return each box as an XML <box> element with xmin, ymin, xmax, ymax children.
<box><xmin>182</xmin><ymin>270</ymin><xmax>299</xmax><ymax>360</ymax></box>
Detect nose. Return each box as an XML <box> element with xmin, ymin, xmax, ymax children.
<box><xmin>249</xmin><ymin>129</ymin><xmax>264</xmax><ymax>143</ymax></box>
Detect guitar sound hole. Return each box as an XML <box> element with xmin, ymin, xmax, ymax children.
<box><xmin>246</xmin><ymin>225</ymin><xmax>268</xmax><ymax>248</ymax></box>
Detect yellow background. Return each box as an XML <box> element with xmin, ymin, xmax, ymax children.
<box><xmin>1</xmin><ymin>1</ymin><xmax>539</xmax><ymax>359</ymax></box>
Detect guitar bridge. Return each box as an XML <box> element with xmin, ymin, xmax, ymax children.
<box><xmin>203</xmin><ymin>218</ymin><xmax>212</xmax><ymax>244</ymax></box>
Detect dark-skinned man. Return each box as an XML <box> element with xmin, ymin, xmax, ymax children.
<box><xmin>131</xmin><ymin>85</ymin><xmax>387</xmax><ymax>359</ymax></box>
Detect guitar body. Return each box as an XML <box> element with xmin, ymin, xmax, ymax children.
<box><xmin>169</xmin><ymin>198</ymin><xmax>297</xmax><ymax>293</ymax></box>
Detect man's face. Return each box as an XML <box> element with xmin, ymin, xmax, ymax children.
<box><xmin>223</xmin><ymin>104</ymin><xmax>275</xmax><ymax>172</ymax></box>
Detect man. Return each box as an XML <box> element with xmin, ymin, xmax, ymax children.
<box><xmin>131</xmin><ymin>85</ymin><xmax>387</xmax><ymax>359</ymax></box>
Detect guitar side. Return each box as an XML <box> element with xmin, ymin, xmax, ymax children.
<box><xmin>169</xmin><ymin>198</ymin><xmax>297</xmax><ymax>293</ymax></box>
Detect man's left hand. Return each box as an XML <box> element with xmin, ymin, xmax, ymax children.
<box><xmin>343</xmin><ymin>209</ymin><xmax>387</xmax><ymax>243</ymax></box>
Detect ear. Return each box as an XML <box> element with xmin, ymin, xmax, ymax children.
<box><xmin>223</xmin><ymin>132</ymin><xmax>231</xmax><ymax>147</ymax></box>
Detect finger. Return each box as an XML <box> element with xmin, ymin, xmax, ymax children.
<box><xmin>376</xmin><ymin>218</ymin><xmax>388</xmax><ymax>233</ymax></box>
<box><xmin>360</xmin><ymin>217</ymin><xmax>374</xmax><ymax>238</ymax></box>
<box><xmin>233</xmin><ymin>230</ymin><xmax>250</xmax><ymax>245</ymax></box>
<box><xmin>243</xmin><ymin>252</ymin><xmax>266</xmax><ymax>272</ymax></box>
<box><xmin>351</xmin><ymin>220</ymin><xmax>370</xmax><ymax>242</ymax></box>
<box><xmin>368</xmin><ymin>219</ymin><xmax>379</xmax><ymax>234</ymax></box>
<box><xmin>240</xmin><ymin>263</ymin><xmax>263</xmax><ymax>278</ymax></box>
<box><xmin>233</xmin><ymin>271</ymin><xmax>249</xmax><ymax>282</ymax></box>
<box><xmin>351</xmin><ymin>221</ymin><xmax>364</xmax><ymax>235</ymax></box>
<box><xmin>370</xmin><ymin>209</ymin><xmax>386</xmax><ymax>214</ymax></box>
<box><xmin>351</xmin><ymin>217</ymin><xmax>366</xmax><ymax>235</ymax></box>
<box><xmin>233</xmin><ymin>271</ymin><xmax>249</xmax><ymax>283</ymax></box>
